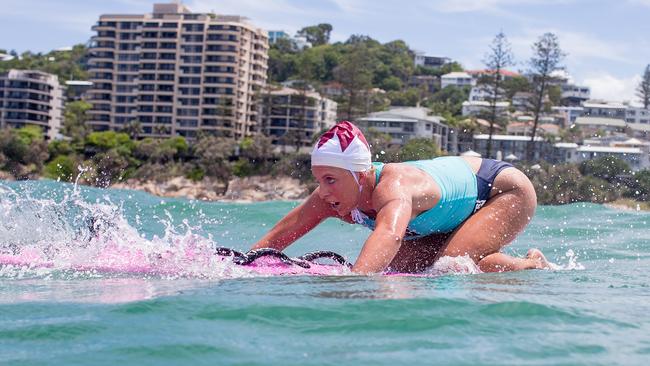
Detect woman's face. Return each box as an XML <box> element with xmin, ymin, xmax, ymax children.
<box><xmin>312</xmin><ymin>165</ymin><xmax>360</xmax><ymax>216</ymax></box>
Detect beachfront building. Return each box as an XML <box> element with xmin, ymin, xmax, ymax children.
<box><xmin>259</xmin><ymin>87</ymin><xmax>337</xmax><ymax>149</ymax></box>
<box><xmin>64</xmin><ymin>80</ymin><xmax>94</xmax><ymax>102</ymax></box>
<box><xmin>552</xmin><ymin>106</ymin><xmax>584</xmax><ymax>127</ymax></box>
<box><xmin>0</xmin><ymin>69</ymin><xmax>63</xmax><ymax>139</ymax></box>
<box><xmin>561</xmin><ymin>84</ymin><xmax>590</xmax><ymax>106</ymax></box>
<box><xmin>568</xmin><ymin>145</ymin><xmax>649</xmax><ymax>171</ymax></box>
<box><xmin>506</xmin><ymin>121</ymin><xmax>559</xmax><ymax>136</ymax></box>
<box><xmin>267</xmin><ymin>30</ymin><xmax>289</xmax><ymax>44</ymax></box>
<box><xmin>473</xmin><ymin>134</ymin><xmax>552</xmax><ymax>161</ymax></box>
<box><xmin>441</xmin><ymin>72</ymin><xmax>474</xmax><ymax>89</ymax></box>
<box><xmin>468</xmin><ymin>85</ymin><xmax>506</xmax><ymax>102</ymax></box>
<box><xmin>461</xmin><ymin>100</ymin><xmax>510</xmax><ymax>117</ymax></box>
<box><xmin>583</xmin><ymin>101</ymin><xmax>627</xmax><ymax>119</ymax></box>
<box><xmin>574</xmin><ymin>116</ymin><xmax>626</xmax><ymax>136</ymax></box>
<box><xmin>625</xmin><ymin>106</ymin><xmax>650</xmax><ymax>125</ymax></box>
<box><xmin>413</xmin><ymin>52</ymin><xmax>451</xmax><ymax>68</ymax></box>
<box><xmin>86</xmin><ymin>2</ymin><xmax>269</xmax><ymax>140</ymax></box>
<box><xmin>356</xmin><ymin>107</ymin><xmax>449</xmax><ymax>149</ymax></box>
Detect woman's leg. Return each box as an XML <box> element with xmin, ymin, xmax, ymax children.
<box><xmin>441</xmin><ymin>167</ymin><xmax>549</xmax><ymax>272</ymax></box>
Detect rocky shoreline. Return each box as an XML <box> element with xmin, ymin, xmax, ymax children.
<box><xmin>111</xmin><ymin>175</ymin><xmax>311</xmax><ymax>202</ymax></box>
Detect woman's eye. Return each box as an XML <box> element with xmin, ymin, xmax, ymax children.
<box><xmin>326</xmin><ymin>178</ymin><xmax>336</xmax><ymax>184</ymax></box>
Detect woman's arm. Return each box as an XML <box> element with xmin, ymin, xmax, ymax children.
<box><xmin>251</xmin><ymin>188</ymin><xmax>334</xmax><ymax>251</ymax></box>
<box><xmin>352</xmin><ymin>186</ymin><xmax>413</xmax><ymax>274</ymax></box>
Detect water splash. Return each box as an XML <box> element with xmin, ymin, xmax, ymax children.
<box><xmin>0</xmin><ymin>181</ymin><xmax>270</xmax><ymax>279</ymax></box>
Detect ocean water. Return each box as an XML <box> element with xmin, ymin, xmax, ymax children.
<box><xmin>1</xmin><ymin>179</ymin><xmax>649</xmax><ymax>365</ymax></box>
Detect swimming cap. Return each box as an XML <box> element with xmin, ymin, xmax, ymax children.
<box><xmin>311</xmin><ymin>121</ymin><xmax>371</xmax><ymax>172</ymax></box>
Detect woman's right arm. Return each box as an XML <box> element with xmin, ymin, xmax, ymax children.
<box><xmin>250</xmin><ymin>188</ymin><xmax>334</xmax><ymax>251</ymax></box>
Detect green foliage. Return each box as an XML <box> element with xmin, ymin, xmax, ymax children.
<box><xmin>386</xmin><ymin>88</ymin><xmax>420</xmax><ymax>106</ymax></box>
<box><xmin>395</xmin><ymin>138</ymin><xmax>443</xmax><ymax>161</ymax></box>
<box><xmin>381</xmin><ymin>75</ymin><xmax>403</xmax><ymax>91</ymax></box>
<box><xmin>62</xmin><ymin>100</ymin><xmax>92</xmax><ymax>141</ymax></box>
<box><xmin>425</xmin><ymin>85</ymin><xmax>471</xmax><ymax>116</ymax></box>
<box><xmin>48</xmin><ymin>140</ymin><xmax>74</xmax><ymax>157</ymax></box>
<box><xmin>133</xmin><ymin>136</ymin><xmax>188</xmax><ymax>164</ymax></box>
<box><xmin>186</xmin><ymin>167</ymin><xmax>206</xmax><ymax>182</ymax></box>
<box><xmin>192</xmin><ymin>135</ymin><xmax>236</xmax><ymax>181</ymax></box>
<box><xmin>232</xmin><ymin>158</ymin><xmax>254</xmax><ymax>177</ymax></box>
<box><xmin>502</xmin><ymin>76</ymin><xmax>531</xmax><ymax>99</ymax></box>
<box><xmin>297</xmin><ymin>23</ymin><xmax>333</xmax><ymax>46</ymax></box>
<box><xmin>271</xmin><ymin>153</ymin><xmax>312</xmax><ymax>182</ymax></box>
<box><xmin>85</xmin><ymin>131</ymin><xmax>134</xmax><ymax>152</ymax></box>
<box><xmin>0</xmin><ymin>44</ymin><xmax>88</xmax><ymax>82</ymax></box>
<box><xmin>16</xmin><ymin>125</ymin><xmax>44</xmax><ymax>144</ymax></box>
<box><xmin>626</xmin><ymin>170</ymin><xmax>650</xmax><ymax>201</ymax></box>
<box><xmin>44</xmin><ymin>155</ymin><xmax>76</xmax><ymax>182</ymax></box>
<box><xmin>0</xmin><ymin>126</ymin><xmax>49</xmax><ymax>178</ymax></box>
<box><xmin>579</xmin><ymin>156</ymin><xmax>631</xmax><ymax>181</ymax></box>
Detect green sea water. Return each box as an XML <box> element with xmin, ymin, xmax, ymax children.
<box><xmin>1</xmin><ymin>180</ymin><xmax>649</xmax><ymax>365</ymax></box>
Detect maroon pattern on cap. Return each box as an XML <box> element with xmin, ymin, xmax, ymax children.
<box><xmin>317</xmin><ymin>121</ymin><xmax>369</xmax><ymax>152</ymax></box>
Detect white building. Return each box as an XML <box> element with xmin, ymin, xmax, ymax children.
<box><xmin>462</xmin><ymin>100</ymin><xmax>509</xmax><ymax>117</ymax></box>
<box><xmin>583</xmin><ymin>101</ymin><xmax>627</xmax><ymax>119</ymax></box>
<box><xmin>560</xmin><ymin>84</ymin><xmax>590</xmax><ymax>106</ymax></box>
<box><xmin>356</xmin><ymin>107</ymin><xmax>449</xmax><ymax>149</ymax></box>
<box><xmin>0</xmin><ymin>69</ymin><xmax>63</xmax><ymax>139</ymax></box>
<box><xmin>413</xmin><ymin>52</ymin><xmax>450</xmax><ymax>68</ymax></box>
<box><xmin>441</xmin><ymin>72</ymin><xmax>474</xmax><ymax>89</ymax></box>
<box><xmin>569</xmin><ymin>145</ymin><xmax>649</xmax><ymax>171</ymax></box>
<box><xmin>468</xmin><ymin>85</ymin><xmax>506</xmax><ymax>102</ymax></box>
<box><xmin>625</xmin><ymin>106</ymin><xmax>650</xmax><ymax>124</ymax></box>
<box><xmin>473</xmin><ymin>134</ymin><xmax>551</xmax><ymax>161</ymax></box>
<box><xmin>574</xmin><ymin>116</ymin><xmax>626</xmax><ymax>135</ymax></box>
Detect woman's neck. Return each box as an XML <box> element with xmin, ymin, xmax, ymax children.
<box><xmin>357</xmin><ymin>167</ymin><xmax>376</xmax><ymax>212</ymax></box>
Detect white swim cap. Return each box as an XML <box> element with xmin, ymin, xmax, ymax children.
<box><xmin>311</xmin><ymin>121</ymin><xmax>372</xmax><ymax>172</ymax></box>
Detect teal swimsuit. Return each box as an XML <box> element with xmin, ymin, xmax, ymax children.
<box><xmin>351</xmin><ymin>156</ymin><xmax>479</xmax><ymax>240</ymax></box>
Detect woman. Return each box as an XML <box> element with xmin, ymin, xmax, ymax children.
<box><xmin>251</xmin><ymin>121</ymin><xmax>549</xmax><ymax>274</ymax></box>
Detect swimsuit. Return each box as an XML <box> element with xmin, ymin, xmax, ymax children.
<box><xmin>351</xmin><ymin>157</ymin><xmax>513</xmax><ymax>240</ymax></box>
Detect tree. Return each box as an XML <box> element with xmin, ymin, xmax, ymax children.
<box><xmin>192</xmin><ymin>135</ymin><xmax>236</xmax><ymax>181</ymax></box>
<box><xmin>395</xmin><ymin>138</ymin><xmax>443</xmax><ymax>161</ymax></box>
<box><xmin>527</xmin><ymin>32</ymin><xmax>565</xmax><ymax>161</ymax></box>
<box><xmin>481</xmin><ymin>32</ymin><xmax>514</xmax><ymax>158</ymax></box>
<box><xmin>637</xmin><ymin>64</ymin><xmax>650</xmax><ymax>109</ymax></box>
<box><xmin>579</xmin><ymin>156</ymin><xmax>631</xmax><ymax>181</ymax></box>
<box><xmin>297</xmin><ymin>23</ymin><xmax>333</xmax><ymax>47</ymax></box>
<box><xmin>334</xmin><ymin>44</ymin><xmax>374</xmax><ymax>120</ymax></box>
<box><xmin>425</xmin><ymin>85</ymin><xmax>471</xmax><ymax>116</ymax></box>
<box><xmin>121</xmin><ymin>120</ymin><xmax>143</xmax><ymax>140</ymax></box>
<box><xmin>61</xmin><ymin>100</ymin><xmax>92</xmax><ymax>141</ymax></box>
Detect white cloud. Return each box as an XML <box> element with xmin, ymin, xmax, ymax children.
<box><xmin>508</xmin><ymin>28</ymin><xmax>633</xmax><ymax>71</ymax></box>
<box><xmin>582</xmin><ymin>73</ymin><xmax>641</xmax><ymax>103</ymax></box>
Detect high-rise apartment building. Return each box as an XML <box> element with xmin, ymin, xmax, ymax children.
<box><xmin>0</xmin><ymin>69</ymin><xmax>63</xmax><ymax>139</ymax></box>
<box><xmin>86</xmin><ymin>2</ymin><xmax>268</xmax><ymax>139</ymax></box>
<box><xmin>259</xmin><ymin>86</ymin><xmax>337</xmax><ymax>150</ymax></box>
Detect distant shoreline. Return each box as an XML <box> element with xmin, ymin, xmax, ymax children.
<box><xmin>2</xmin><ymin>174</ymin><xmax>650</xmax><ymax>210</ymax></box>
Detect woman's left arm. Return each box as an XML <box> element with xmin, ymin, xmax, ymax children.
<box><xmin>352</xmin><ymin>192</ymin><xmax>412</xmax><ymax>274</ymax></box>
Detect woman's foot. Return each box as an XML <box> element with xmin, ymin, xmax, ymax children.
<box><xmin>526</xmin><ymin>248</ymin><xmax>550</xmax><ymax>269</ymax></box>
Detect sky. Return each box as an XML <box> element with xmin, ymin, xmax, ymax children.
<box><xmin>1</xmin><ymin>0</ymin><xmax>649</xmax><ymax>104</ymax></box>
